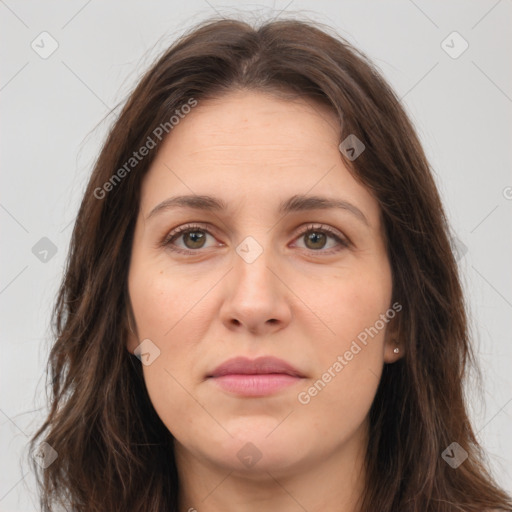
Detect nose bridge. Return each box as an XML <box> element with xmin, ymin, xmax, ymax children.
<box><xmin>233</xmin><ymin>233</ymin><xmax>276</xmax><ymax>297</ymax></box>
<box><xmin>219</xmin><ymin>231</ymin><xmax>292</xmax><ymax>333</ymax></box>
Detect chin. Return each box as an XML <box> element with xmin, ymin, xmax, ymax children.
<box><xmin>202</xmin><ymin>421</ymin><xmax>313</xmax><ymax>476</ymax></box>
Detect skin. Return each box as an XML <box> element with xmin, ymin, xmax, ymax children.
<box><xmin>126</xmin><ymin>90</ymin><xmax>401</xmax><ymax>512</ymax></box>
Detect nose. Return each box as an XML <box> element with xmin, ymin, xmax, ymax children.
<box><xmin>219</xmin><ymin>239</ymin><xmax>292</xmax><ymax>336</ymax></box>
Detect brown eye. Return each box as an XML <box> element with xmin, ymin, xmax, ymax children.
<box><xmin>304</xmin><ymin>231</ymin><xmax>328</xmax><ymax>250</ymax></box>
<box><xmin>163</xmin><ymin>224</ymin><xmax>218</xmax><ymax>254</ymax></box>
<box><xmin>181</xmin><ymin>230</ymin><xmax>207</xmax><ymax>249</ymax></box>
<box><xmin>294</xmin><ymin>224</ymin><xmax>349</xmax><ymax>254</ymax></box>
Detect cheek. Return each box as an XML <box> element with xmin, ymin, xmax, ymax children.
<box><xmin>307</xmin><ymin>262</ymin><xmax>392</xmax><ymax>351</ymax></box>
<box><xmin>296</xmin><ymin>266</ymin><xmax>391</xmax><ymax>416</ymax></box>
<box><xmin>295</xmin><ymin>357</ymin><xmax>382</xmax><ymax>444</ymax></box>
<box><xmin>128</xmin><ymin>261</ymin><xmax>217</xmax><ymax>433</ymax></box>
<box><xmin>129</xmin><ymin>269</ymin><xmax>206</xmax><ymax>372</ymax></box>
<box><xmin>129</xmin><ymin>260</ymin><xmax>211</xmax><ymax>340</ymax></box>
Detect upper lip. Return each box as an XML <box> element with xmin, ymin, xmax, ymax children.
<box><xmin>207</xmin><ymin>356</ymin><xmax>304</xmax><ymax>378</ymax></box>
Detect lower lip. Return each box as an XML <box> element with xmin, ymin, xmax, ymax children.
<box><xmin>209</xmin><ymin>374</ymin><xmax>302</xmax><ymax>396</ymax></box>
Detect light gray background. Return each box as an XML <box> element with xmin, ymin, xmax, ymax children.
<box><xmin>1</xmin><ymin>1</ymin><xmax>511</xmax><ymax>510</ymax></box>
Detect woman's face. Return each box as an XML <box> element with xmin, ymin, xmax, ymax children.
<box><xmin>127</xmin><ymin>90</ymin><xmax>398</xmax><ymax>476</ymax></box>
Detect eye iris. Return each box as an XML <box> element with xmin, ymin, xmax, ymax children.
<box><xmin>305</xmin><ymin>231</ymin><xmax>326</xmax><ymax>250</ymax></box>
<box><xmin>184</xmin><ymin>231</ymin><xmax>206</xmax><ymax>249</ymax></box>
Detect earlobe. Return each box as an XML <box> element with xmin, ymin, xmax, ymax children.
<box><xmin>383</xmin><ymin>308</ymin><xmax>403</xmax><ymax>363</ymax></box>
<box><xmin>384</xmin><ymin>338</ymin><xmax>404</xmax><ymax>363</ymax></box>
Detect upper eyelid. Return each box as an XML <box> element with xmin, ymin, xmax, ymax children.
<box><xmin>163</xmin><ymin>222</ymin><xmax>216</xmax><ymax>241</ymax></box>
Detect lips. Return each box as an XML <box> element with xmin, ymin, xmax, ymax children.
<box><xmin>207</xmin><ymin>356</ymin><xmax>304</xmax><ymax>378</ymax></box>
<box><xmin>206</xmin><ymin>356</ymin><xmax>305</xmax><ymax>397</ymax></box>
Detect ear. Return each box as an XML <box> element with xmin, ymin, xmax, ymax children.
<box><xmin>383</xmin><ymin>311</ymin><xmax>403</xmax><ymax>364</ymax></box>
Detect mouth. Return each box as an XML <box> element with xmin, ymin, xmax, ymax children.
<box><xmin>206</xmin><ymin>356</ymin><xmax>305</xmax><ymax>397</ymax></box>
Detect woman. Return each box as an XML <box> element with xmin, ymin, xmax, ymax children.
<box><xmin>30</xmin><ymin>17</ymin><xmax>512</xmax><ymax>512</ymax></box>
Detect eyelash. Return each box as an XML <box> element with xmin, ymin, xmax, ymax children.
<box><xmin>160</xmin><ymin>223</ymin><xmax>349</xmax><ymax>256</ymax></box>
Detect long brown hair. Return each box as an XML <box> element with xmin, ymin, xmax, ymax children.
<box><xmin>30</xmin><ymin>17</ymin><xmax>512</xmax><ymax>512</ymax></box>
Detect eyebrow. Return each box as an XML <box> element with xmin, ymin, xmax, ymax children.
<box><xmin>146</xmin><ymin>194</ymin><xmax>369</xmax><ymax>226</ymax></box>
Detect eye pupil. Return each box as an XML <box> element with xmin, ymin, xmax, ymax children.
<box><xmin>305</xmin><ymin>231</ymin><xmax>327</xmax><ymax>249</ymax></box>
<box><xmin>184</xmin><ymin>231</ymin><xmax>206</xmax><ymax>248</ymax></box>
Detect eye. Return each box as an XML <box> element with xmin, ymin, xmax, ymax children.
<box><xmin>293</xmin><ymin>223</ymin><xmax>349</xmax><ymax>254</ymax></box>
<box><xmin>161</xmin><ymin>222</ymin><xmax>349</xmax><ymax>256</ymax></box>
<box><xmin>162</xmin><ymin>223</ymin><xmax>219</xmax><ymax>254</ymax></box>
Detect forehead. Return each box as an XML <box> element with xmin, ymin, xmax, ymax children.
<box><xmin>176</xmin><ymin>89</ymin><xmax>340</xmax><ymax>149</ymax></box>
<box><xmin>139</xmin><ymin>90</ymin><xmax>381</xmax><ymax>226</ymax></box>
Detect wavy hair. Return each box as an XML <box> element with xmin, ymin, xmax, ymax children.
<box><xmin>30</xmin><ymin>17</ymin><xmax>512</xmax><ymax>512</ymax></box>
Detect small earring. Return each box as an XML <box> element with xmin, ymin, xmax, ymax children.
<box><xmin>393</xmin><ymin>347</ymin><xmax>400</xmax><ymax>354</ymax></box>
